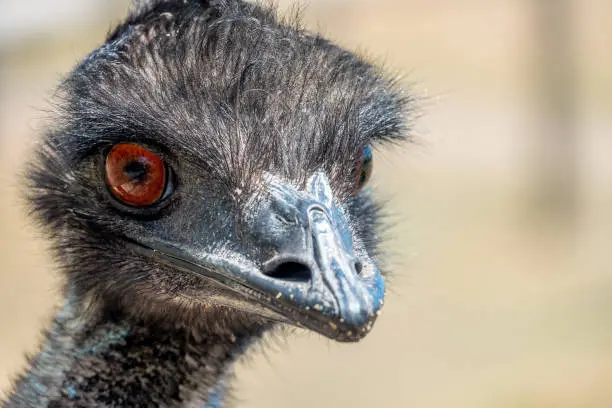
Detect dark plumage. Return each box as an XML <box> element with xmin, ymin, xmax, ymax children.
<box><xmin>3</xmin><ymin>0</ymin><xmax>411</xmax><ymax>406</ymax></box>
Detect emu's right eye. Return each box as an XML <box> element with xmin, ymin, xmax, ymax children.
<box><xmin>105</xmin><ymin>143</ymin><xmax>170</xmax><ymax>207</ymax></box>
<box><xmin>350</xmin><ymin>145</ymin><xmax>373</xmax><ymax>196</ymax></box>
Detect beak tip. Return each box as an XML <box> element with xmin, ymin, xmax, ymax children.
<box><xmin>329</xmin><ymin>293</ymin><xmax>384</xmax><ymax>341</ymax></box>
<box><xmin>332</xmin><ymin>315</ymin><xmax>380</xmax><ymax>342</ymax></box>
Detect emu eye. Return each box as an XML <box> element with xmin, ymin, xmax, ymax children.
<box><xmin>352</xmin><ymin>145</ymin><xmax>373</xmax><ymax>195</ymax></box>
<box><xmin>105</xmin><ymin>143</ymin><xmax>170</xmax><ymax>207</ymax></box>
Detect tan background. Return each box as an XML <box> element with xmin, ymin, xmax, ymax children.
<box><xmin>1</xmin><ymin>0</ymin><xmax>611</xmax><ymax>407</ymax></box>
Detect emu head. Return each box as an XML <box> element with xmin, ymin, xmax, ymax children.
<box><xmin>28</xmin><ymin>0</ymin><xmax>408</xmax><ymax>341</ymax></box>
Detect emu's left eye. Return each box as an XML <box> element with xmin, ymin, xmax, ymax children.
<box><xmin>352</xmin><ymin>145</ymin><xmax>373</xmax><ymax>195</ymax></box>
<box><xmin>105</xmin><ymin>143</ymin><xmax>171</xmax><ymax>207</ymax></box>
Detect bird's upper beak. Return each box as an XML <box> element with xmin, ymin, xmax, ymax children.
<box><xmin>135</xmin><ymin>172</ymin><xmax>385</xmax><ymax>341</ymax></box>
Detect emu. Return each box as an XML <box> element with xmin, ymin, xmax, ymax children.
<box><xmin>3</xmin><ymin>0</ymin><xmax>409</xmax><ymax>406</ymax></box>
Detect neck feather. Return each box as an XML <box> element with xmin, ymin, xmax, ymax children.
<box><xmin>4</xmin><ymin>292</ymin><xmax>268</xmax><ymax>407</ymax></box>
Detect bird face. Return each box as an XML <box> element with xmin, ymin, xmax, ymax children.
<box><xmin>102</xmin><ymin>140</ymin><xmax>383</xmax><ymax>340</ymax></box>
<box><xmin>28</xmin><ymin>0</ymin><xmax>409</xmax><ymax>342</ymax></box>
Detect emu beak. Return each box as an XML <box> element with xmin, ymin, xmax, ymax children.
<box><xmin>134</xmin><ymin>173</ymin><xmax>385</xmax><ymax>342</ymax></box>
<box><xmin>248</xmin><ymin>172</ymin><xmax>385</xmax><ymax>341</ymax></box>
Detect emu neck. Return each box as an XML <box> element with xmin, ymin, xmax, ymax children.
<box><xmin>5</xmin><ymin>295</ymin><xmax>266</xmax><ymax>408</ymax></box>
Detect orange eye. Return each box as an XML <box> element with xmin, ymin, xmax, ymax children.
<box><xmin>105</xmin><ymin>143</ymin><xmax>167</xmax><ymax>207</ymax></box>
<box><xmin>351</xmin><ymin>145</ymin><xmax>373</xmax><ymax>195</ymax></box>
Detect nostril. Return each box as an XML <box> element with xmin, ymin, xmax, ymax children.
<box><xmin>354</xmin><ymin>260</ymin><xmax>363</xmax><ymax>276</ymax></box>
<box><xmin>263</xmin><ymin>260</ymin><xmax>312</xmax><ymax>283</ymax></box>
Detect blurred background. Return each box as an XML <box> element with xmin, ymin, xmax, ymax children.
<box><xmin>0</xmin><ymin>0</ymin><xmax>611</xmax><ymax>407</ymax></box>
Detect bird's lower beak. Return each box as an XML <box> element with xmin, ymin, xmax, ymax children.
<box><xmin>135</xmin><ymin>173</ymin><xmax>385</xmax><ymax>341</ymax></box>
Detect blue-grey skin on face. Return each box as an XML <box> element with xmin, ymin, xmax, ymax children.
<box><xmin>133</xmin><ymin>171</ymin><xmax>384</xmax><ymax>341</ymax></box>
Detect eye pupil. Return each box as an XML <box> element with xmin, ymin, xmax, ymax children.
<box><xmin>123</xmin><ymin>160</ymin><xmax>149</xmax><ymax>183</ymax></box>
<box><xmin>352</xmin><ymin>145</ymin><xmax>373</xmax><ymax>195</ymax></box>
<box><xmin>359</xmin><ymin>169</ymin><xmax>368</xmax><ymax>185</ymax></box>
<box><xmin>105</xmin><ymin>143</ymin><xmax>168</xmax><ymax>207</ymax></box>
